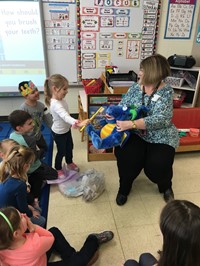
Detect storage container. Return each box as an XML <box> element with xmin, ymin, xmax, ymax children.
<box><xmin>82</xmin><ymin>78</ymin><xmax>103</xmax><ymax>94</ymax></box>
<box><xmin>165</xmin><ymin>76</ymin><xmax>184</xmax><ymax>87</ymax></box>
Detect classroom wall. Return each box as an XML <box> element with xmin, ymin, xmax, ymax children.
<box><xmin>0</xmin><ymin>86</ymin><xmax>80</xmax><ymax>117</ymax></box>
<box><xmin>0</xmin><ymin>2</ymin><xmax>199</xmax><ymax>116</ymax></box>
<box><xmin>156</xmin><ymin>1</ymin><xmax>200</xmax><ymax>62</ymax></box>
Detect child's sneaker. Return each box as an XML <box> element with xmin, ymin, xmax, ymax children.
<box><xmin>67</xmin><ymin>162</ymin><xmax>79</xmax><ymax>172</ymax></box>
<box><xmin>90</xmin><ymin>231</ymin><xmax>114</xmax><ymax>245</ymax></box>
<box><xmin>57</xmin><ymin>170</ymin><xmax>65</xmax><ymax>179</ymax></box>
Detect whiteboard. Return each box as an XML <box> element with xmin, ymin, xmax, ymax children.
<box><xmin>42</xmin><ymin>1</ymin><xmax>78</xmax><ymax>83</ymax></box>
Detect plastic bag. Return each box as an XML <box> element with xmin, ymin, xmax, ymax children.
<box><xmin>58</xmin><ymin>172</ymin><xmax>84</xmax><ymax>197</ymax></box>
<box><xmin>82</xmin><ymin>169</ymin><xmax>105</xmax><ymax>202</ymax></box>
<box><xmin>58</xmin><ymin>168</ymin><xmax>105</xmax><ymax>201</ymax></box>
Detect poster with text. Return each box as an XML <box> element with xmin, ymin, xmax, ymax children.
<box><xmin>164</xmin><ymin>0</ymin><xmax>196</xmax><ymax>39</ymax></box>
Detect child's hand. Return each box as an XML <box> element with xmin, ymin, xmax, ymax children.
<box><xmin>77</xmin><ymin>119</ymin><xmax>90</xmax><ymax>128</ymax></box>
<box><xmin>32</xmin><ymin>209</ymin><xmax>40</xmax><ymax>218</ymax></box>
<box><xmin>23</xmin><ymin>213</ymin><xmax>36</xmax><ymax>232</ymax></box>
<box><xmin>28</xmin><ymin>205</ymin><xmax>40</xmax><ymax>218</ymax></box>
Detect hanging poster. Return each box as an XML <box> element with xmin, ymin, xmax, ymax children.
<box><xmin>164</xmin><ymin>0</ymin><xmax>196</xmax><ymax>39</ymax></box>
<box><xmin>80</xmin><ymin>0</ymin><xmax>160</xmax><ymax>79</ymax></box>
<box><xmin>196</xmin><ymin>23</ymin><xmax>200</xmax><ymax>44</ymax></box>
<box><xmin>42</xmin><ymin>1</ymin><xmax>78</xmax><ymax>83</ymax></box>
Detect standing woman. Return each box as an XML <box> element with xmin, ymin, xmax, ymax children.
<box><xmin>115</xmin><ymin>54</ymin><xmax>179</xmax><ymax>205</ymax></box>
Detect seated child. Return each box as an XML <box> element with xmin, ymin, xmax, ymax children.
<box><xmin>8</xmin><ymin>110</ymin><xmax>58</xmax><ymax>208</ymax></box>
<box><xmin>18</xmin><ymin>80</ymin><xmax>53</xmax><ymax>159</ymax></box>
<box><xmin>0</xmin><ymin>139</ymin><xmax>18</xmax><ymax>162</ymax></box>
<box><xmin>123</xmin><ymin>199</ymin><xmax>200</xmax><ymax>266</ymax></box>
<box><xmin>0</xmin><ymin>206</ymin><xmax>114</xmax><ymax>266</ymax></box>
<box><xmin>0</xmin><ymin>146</ymin><xmax>46</xmax><ymax>227</ymax></box>
<box><xmin>0</xmin><ymin>139</ymin><xmax>33</xmax><ymax>204</ymax></box>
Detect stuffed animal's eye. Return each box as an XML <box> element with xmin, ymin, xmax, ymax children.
<box><xmin>122</xmin><ymin>106</ymin><xmax>127</xmax><ymax>111</ymax></box>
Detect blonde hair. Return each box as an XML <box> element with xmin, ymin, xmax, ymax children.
<box><xmin>44</xmin><ymin>74</ymin><xmax>69</xmax><ymax>106</ymax></box>
<box><xmin>140</xmin><ymin>54</ymin><xmax>171</xmax><ymax>88</ymax></box>
<box><xmin>0</xmin><ymin>145</ymin><xmax>35</xmax><ymax>182</ymax></box>
<box><xmin>0</xmin><ymin>139</ymin><xmax>18</xmax><ymax>159</ymax></box>
<box><xmin>0</xmin><ymin>207</ymin><xmax>20</xmax><ymax>250</ymax></box>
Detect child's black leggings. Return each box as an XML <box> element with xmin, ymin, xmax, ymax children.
<box><xmin>47</xmin><ymin>227</ymin><xmax>99</xmax><ymax>266</ymax></box>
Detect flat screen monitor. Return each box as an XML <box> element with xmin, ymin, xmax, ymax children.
<box><xmin>0</xmin><ymin>0</ymin><xmax>48</xmax><ymax>97</ymax></box>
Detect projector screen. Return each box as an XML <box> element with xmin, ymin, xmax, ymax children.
<box><xmin>0</xmin><ymin>0</ymin><xmax>48</xmax><ymax>97</ymax></box>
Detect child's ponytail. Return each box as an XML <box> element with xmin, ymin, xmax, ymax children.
<box><xmin>0</xmin><ymin>145</ymin><xmax>35</xmax><ymax>182</ymax></box>
<box><xmin>44</xmin><ymin>74</ymin><xmax>68</xmax><ymax>107</ymax></box>
<box><xmin>44</xmin><ymin>78</ymin><xmax>52</xmax><ymax>107</ymax></box>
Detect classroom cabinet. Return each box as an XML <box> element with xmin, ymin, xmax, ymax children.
<box><xmin>165</xmin><ymin>67</ymin><xmax>200</xmax><ymax>108</ymax></box>
<box><xmin>83</xmin><ymin>67</ymin><xmax>200</xmax><ymax>161</ymax></box>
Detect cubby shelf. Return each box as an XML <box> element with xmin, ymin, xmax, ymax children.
<box><xmin>168</xmin><ymin>67</ymin><xmax>200</xmax><ymax>108</ymax></box>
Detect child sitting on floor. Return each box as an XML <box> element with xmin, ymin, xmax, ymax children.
<box><xmin>123</xmin><ymin>199</ymin><xmax>200</xmax><ymax>266</ymax></box>
<box><xmin>8</xmin><ymin>109</ymin><xmax>58</xmax><ymax>208</ymax></box>
<box><xmin>0</xmin><ymin>139</ymin><xmax>33</xmax><ymax>203</ymax></box>
<box><xmin>0</xmin><ymin>146</ymin><xmax>46</xmax><ymax>227</ymax></box>
<box><xmin>0</xmin><ymin>139</ymin><xmax>18</xmax><ymax>162</ymax></box>
<box><xmin>0</xmin><ymin>206</ymin><xmax>114</xmax><ymax>266</ymax></box>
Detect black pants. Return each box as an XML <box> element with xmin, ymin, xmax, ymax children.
<box><xmin>52</xmin><ymin>130</ymin><xmax>74</xmax><ymax>170</ymax></box>
<box><xmin>28</xmin><ymin>163</ymin><xmax>58</xmax><ymax>198</ymax></box>
<box><xmin>114</xmin><ymin>133</ymin><xmax>175</xmax><ymax>196</ymax></box>
<box><xmin>47</xmin><ymin>227</ymin><xmax>99</xmax><ymax>266</ymax></box>
<box><xmin>36</xmin><ymin>134</ymin><xmax>48</xmax><ymax>159</ymax></box>
<box><xmin>124</xmin><ymin>253</ymin><xmax>158</xmax><ymax>266</ymax></box>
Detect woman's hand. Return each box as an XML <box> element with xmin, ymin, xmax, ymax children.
<box><xmin>116</xmin><ymin>120</ymin><xmax>133</xmax><ymax>131</ymax></box>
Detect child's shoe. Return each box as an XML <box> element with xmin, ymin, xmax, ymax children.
<box><xmin>67</xmin><ymin>162</ymin><xmax>79</xmax><ymax>172</ymax></box>
<box><xmin>90</xmin><ymin>231</ymin><xmax>114</xmax><ymax>245</ymax></box>
<box><xmin>57</xmin><ymin>170</ymin><xmax>65</xmax><ymax>179</ymax></box>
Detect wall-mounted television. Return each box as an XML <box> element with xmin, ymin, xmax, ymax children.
<box><xmin>0</xmin><ymin>0</ymin><xmax>48</xmax><ymax>97</ymax></box>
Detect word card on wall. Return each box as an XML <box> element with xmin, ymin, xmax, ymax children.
<box><xmin>79</xmin><ymin>0</ymin><xmax>160</xmax><ymax>80</ymax></box>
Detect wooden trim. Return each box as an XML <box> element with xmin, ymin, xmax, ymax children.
<box><xmin>176</xmin><ymin>145</ymin><xmax>200</xmax><ymax>152</ymax></box>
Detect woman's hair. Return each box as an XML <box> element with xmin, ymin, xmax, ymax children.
<box><xmin>0</xmin><ymin>139</ymin><xmax>18</xmax><ymax>158</ymax></box>
<box><xmin>158</xmin><ymin>200</ymin><xmax>200</xmax><ymax>266</ymax></box>
<box><xmin>0</xmin><ymin>145</ymin><xmax>35</xmax><ymax>182</ymax></box>
<box><xmin>44</xmin><ymin>74</ymin><xmax>68</xmax><ymax>106</ymax></box>
<box><xmin>140</xmin><ymin>54</ymin><xmax>171</xmax><ymax>87</ymax></box>
<box><xmin>0</xmin><ymin>207</ymin><xmax>20</xmax><ymax>250</ymax></box>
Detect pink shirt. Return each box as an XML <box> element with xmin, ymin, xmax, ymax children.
<box><xmin>0</xmin><ymin>226</ymin><xmax>54</xmax><ymax>266</ymax></box>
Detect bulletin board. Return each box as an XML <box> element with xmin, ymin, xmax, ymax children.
<box><xmin>164</xmin><ymin>0</ymin><xmax>197</xmax><ymax>39</ymax></box>
<box><xmin>42</xmin><ymin>0</ymin><xmax>78</xmax><ymax>83</ymax></box>
<box><xmin>42</xmin><ymin>0</ymin><xmax>160</xmax><ymax>83</ymax></box>
<box><xmin>79</xmin><ymin>0</ymin><xmax>160</xmax><ymax>80</ymax></box>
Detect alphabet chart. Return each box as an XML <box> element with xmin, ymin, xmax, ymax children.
<box><xmin>164</xmin><ymin>0</ymin><xmax>196</xmax><ymax>39</ymax></box>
